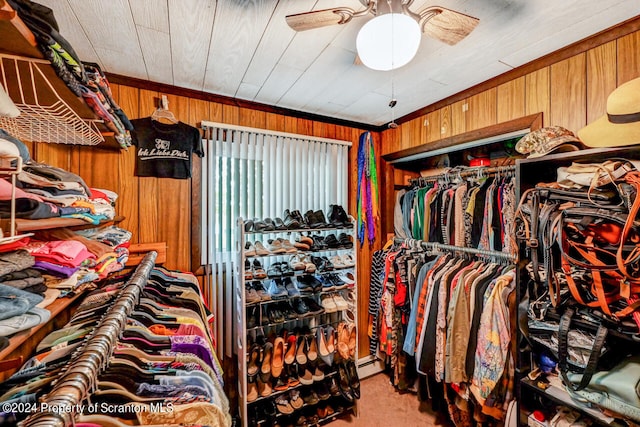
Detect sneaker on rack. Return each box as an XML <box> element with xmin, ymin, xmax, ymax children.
<box><xmin>284</xmin><ymin>277</ymin><xmax>301</xmax><ymax>297</ymax></box>
<box><xmin>246</xmin><ymin>282</ymin><xmax>261</xmax><ymax>304</ymax></box>
<box><xmin>280</xmin><ymin>238</ymin><xmax>298</xmax><ymax>254</ymax></box>
<box><xmin>296</xmin><ymin>275</ymin><xmax>315</xmax><ymax>294</ymax></box>
<box><xmin>268</xmin><ymin>279</ymin><xmax>288</xmax><ymax>299</ymax></box>
<box><xmin>332</xmin><ymin>293</ymin><xmax>349</xmax><ymax>311</ymax></box>
<box><xmin>317</xmin><ymin>275</ymin><xmax>335</xmax><ymax>292</ymax></box>
<box><xmin>245</xmin><ymin>241</ymin><xmax>257</xmax><ymax>257</ymax></box>
<box><xmin>320</xmin><ymin>294</ymin><xmax>337</xmax><ymax>313</ymax></box>
<box><xmin>253</xmin><ymin>281</ymin><xmax>271</xmax><ymax>301</ymax></box>
<box><xmin>268</xmin><ymin>239</ymin><xmax>286</xmax><ymax>254</ymax></box>
<box><xmin>244</xmin><ymin>259</ymin><xmax>254</xmax><ymax>281</ymax></box>
<box><xmin>329</xmin><ymin>273</ymin><xmax>348</xmax><ymax>290</ymax></box>
<box><xmin>254</xmin><ymin>241</ymin><xmax>270</xmax><ymax>256</ymax></box>
<box><xmin>337</xmin><ymin>272</ymin><xmax>355</xmax><ymax>287</ymax></box>
<box><xmin>253</xmin><ymin>259</ymin><xmax>267</xmax><ymax>279</ymax></box>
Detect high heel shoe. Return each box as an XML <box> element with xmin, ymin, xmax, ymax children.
<box><xmin>247</xmin><ymin>344</ymin><xmax>261</xmax><ymax>380</ymax></box>
<box><xmin>316</xmin><ymin>326</ymin><xmax>333</xmax><ymax>366</ymax></box>
<box><xmin>348</xmin><ymin>324</ymin><xmax>356</xmax><ymax>359</ymax></box>
<box><xmin>284</xmin><ymin>334</ymin><xmax>297</xmax><ymax>365</ymax></box>
<box><xmin>307</xmin><ymin>333</ymin><xmax>318</xmax><ymax>363</ymax></box>
<box><xmin>325</xmin><ymin>325</ymin><xmax>335</xmax><ymax>356</ymax></box>
<box><xmin>272</xmin><ymin>337</ymin><xmax>285</xmax><ymax>378</ymax></box>
<box><xmin>260</xmin><ymin>342</ymin><xmax>273</xmax><ymax>382</ymax></box>
<box><xmin>296</xmin><ymin>335</ymin><xmax>307</xmax><ymax>365</ymax></box>
<box><xmin>336</xmin><ymin>323</ymin><xmax>350</xmax><ymax>361</ymax></box>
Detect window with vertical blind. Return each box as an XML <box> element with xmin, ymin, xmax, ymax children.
<box><xmin>200</xmin><ymin>122</ymin><xmax>351</xmax><ymax>357</ymax></box>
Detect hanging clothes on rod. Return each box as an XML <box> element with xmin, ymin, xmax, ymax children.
<box><xmin>368</xmin><ymin>238</ymin><xmax>517</xmax><ymax>425</ymax></box>
<box><xmin>1</xmin><ymin>253</ymin><xmax>230</xmax><ymax>427</ymax></box>
<box><xmin>394</xmin><ymin>166</ymin><xmax>517</xmax><ymax>258</ymax></box>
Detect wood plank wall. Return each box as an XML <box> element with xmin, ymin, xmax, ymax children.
<box><xmin>28</xmin><ymin>88</ymin><xmax>380</xmax><ymax>358</ymax></box>
<box><xmin>380</xmin><ymin>27</ymin><xmax>640</xmax><ymax>236</ymax></box>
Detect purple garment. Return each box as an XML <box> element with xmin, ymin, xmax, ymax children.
<box><xmin>168</xmin><ymin>335</ymin><xmax>224</xmax><ymax>385</ymax></box>
<box><xmin>170</xmin><ymin>335</ymin><xmax>214</xmax><ymax>368</ymax></box>
<box><xmin>33</xmin><ymin>260</ymin><xmax>79</xmax><ymax>278</ymax></box>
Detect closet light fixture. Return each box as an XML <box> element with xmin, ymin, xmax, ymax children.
<box><xmin>356</xmin><ymin>12</ymin><xmax>421</xmax><ymax>71</ymax></box>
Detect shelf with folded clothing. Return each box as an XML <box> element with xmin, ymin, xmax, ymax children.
<box><xmin>0</xmin><ymin>290</ymin><xmax>84</xmax><ymax>377</ymax></box>
<box><xmin>0</xmin><ymin>214</ymin><xmax>125</xmax><ymax>233</ymax></box>
<box><xmin>237</xmin><ymin>215</ymin><xmax>359</xmax><ymax>427</ymax></box>
<box><xmin>515</xmin><ymin>147</ymin><xmax>640</xmax><ymax>426</ymax></box>
<box><xmin>520</xmin><ymin>377</ymin><xmax>624</xmax><ymax>427</ymax></box>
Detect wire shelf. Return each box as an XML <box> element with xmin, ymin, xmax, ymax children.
<box><xmin>0</xmin><ymin>53</ymin><xmax>104</xmax><ymax>146</ymax></box>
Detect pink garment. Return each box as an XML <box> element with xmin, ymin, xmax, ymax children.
<box><xmin>31</xmin><ymin>240</ymin><xmax>96</xmax><ymax>267</ymax></box>
<box><xmin>0</xmin><ymin>178</ymin><xmax>44</xmax><ymax>201</ymax></box>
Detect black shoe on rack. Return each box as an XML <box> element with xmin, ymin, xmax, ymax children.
<box><xmin>338</xmin><ymin>233</ymin><xmax>353</xmax><ymax>248</ymax></box>
<box><xmin>283</xmin><ymin>210</ymin><xmax>301</xmax><ymax>229</ymax></box>
<box><xmin>274</xmin><ymin>217</ymin><xmax>288</xmax><ymax>230</ymax></box>
<box><xmin>324</xmin><ymin>234</ymin><xmax>340</xmax><ymax>248</ymax></box>
<box><xmin>311</xmin><ymin>236</ymin><xmax>328</xmax><ymax>251</ymax></box>
<box><xmin>313</xmin><ymin>210</ymin><xmax>329</xmax><ymax>228</ymax></box>
<box><xmin>292</xmin><ymin>298</ymin><xmax>310</xmax><ymax>316</ymax></box>
<box><xmin>302</xmin><ymin>297</ymin><xmax>325</xmax><ymax>315</ymax></box>
<box><xmin>333</xmin><ymin>205</ymin><xmax>351</xmax><ymax>227</ymax></box>
<box><xmin>280</xmin><ymin>301</ymin><xmax>298</xmax><ymax>321</ymax></box>
<box><xmin>337</xmin><ymin>363</ymin><xmax>355</xmax><ymax>402</ymax></box>
<box><xmin>345</xmin><ymin>360</ymin><xmax>360</xmax><ymax>399</ymax></box>
<box><xmin>290</xmin><ymin>210</ymin><xmax>306</xmax><ymax>227</ymax></box>
<box><xmin>304</xmin><ymin>210</ymin><xmax>322</xmax><ymax>228</ymax></box>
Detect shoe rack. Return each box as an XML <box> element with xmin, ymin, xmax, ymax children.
<box><xmin>236</xmin><ymin>217</ymin><xmax>359</xmax><ymax>427</ymax></box>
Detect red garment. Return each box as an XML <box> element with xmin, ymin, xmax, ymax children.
<box><xmin>89</xmin><ymin>188</ymin><xmax>108</xmax><ymax>201</ymax></box>
<box><xmin>0</xmin><ymin>236</ymin><xmax>30</xmax><ymax>253</ymax></box>
<box><xmin>149</xmin><ymin>323</ymin><xmax>206</xmax><ymax>339</ymax></box>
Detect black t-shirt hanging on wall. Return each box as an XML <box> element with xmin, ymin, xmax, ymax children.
<box><xmin>130</xmin><ymin>118</ymin><xmax>204</xmax><ymax>179</ymax></box>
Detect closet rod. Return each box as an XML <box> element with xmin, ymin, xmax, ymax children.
<box><xmin>394</xmin><ymin>238</ymin><xmax>517</xmax><ymax>262</ymax></box>
<box><xmin>409</xmin><ymin>165</ymin><xmax>515</xmax><ymax>187</ymax></box>
<box><xmin>21</xmin><ymin>251</ymin><xmax>158</xmax><ymax>427</ymax></box>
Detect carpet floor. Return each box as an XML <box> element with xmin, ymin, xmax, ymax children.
<box><xmin>331</xmin><ymin>373</ymin><xmax>449</xmax><ymax>427</ymax></box>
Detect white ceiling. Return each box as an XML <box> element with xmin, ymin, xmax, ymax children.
<box><xmin>37</xmin><ymin>0</ymin><xmax>640</xmax><ymax>126</ymax></box>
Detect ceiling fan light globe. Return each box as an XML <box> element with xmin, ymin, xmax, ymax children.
<box><xmin>356</xmin><ymin>13</ymin><xmax>421</xmax><ymax>71</ymax></box>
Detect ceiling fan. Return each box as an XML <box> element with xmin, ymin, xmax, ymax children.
<box><xmin>286</xmin><ymin>0</ymin><xmax>479</xmax><ymax>70</ymax></box>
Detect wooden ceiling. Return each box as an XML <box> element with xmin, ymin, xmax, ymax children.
<box><xmin>37</xmin><ymin>0</ymin><xmax>640</xmax><ymax>126</ymax></box>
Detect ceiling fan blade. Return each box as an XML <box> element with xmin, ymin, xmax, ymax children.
<box><xmin>421</xmin><ymin>7</ymin><xmax>479</xmax><ymax>45</ymax></box>
<box><xmin>286</xmin><ymin>7</ymin><xmax>355</xmax><ymax>31</ymax></box>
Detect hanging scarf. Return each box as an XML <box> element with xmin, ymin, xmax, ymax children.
<box><xmin>356</xmin><ymin>131</ymin><xmax>379</xmax><ymax>245</ymax></box>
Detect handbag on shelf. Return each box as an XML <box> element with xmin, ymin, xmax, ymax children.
<box><xmin>557</xmin><ymin>171</ymin><xmax>640</xmax><ymax>323</ymax></box>
<box><xmin>566</xmin><ymin>355</ymin><xmax>640</xmax><ymax>422</ymax></box>
<box><xmin>516</xmin><ymin>162</ymin><xmax>640</xmax><ymax>318</ymax></box>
